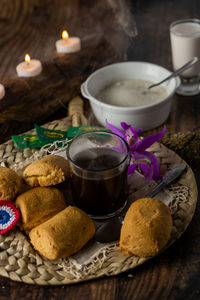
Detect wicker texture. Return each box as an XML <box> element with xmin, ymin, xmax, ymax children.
<box><xmin>0</xmin><ymin>138</ymin><xmax>198</xmax><ymax>285</ymax></box>
<box><xmin>0</xmin><ymin>98</ymin><xmax>198</xmax><ymax>285</ymax></box>
<box><xmin>0</xmin><ymin>117</ymin><xmax>71</xmax><ymax>169</ymax></box>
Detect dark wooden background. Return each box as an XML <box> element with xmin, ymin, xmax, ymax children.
<box><xmin>0</xmin><ymin>0</ymin><xmax>200</xmax><ymax>299</ymax></box>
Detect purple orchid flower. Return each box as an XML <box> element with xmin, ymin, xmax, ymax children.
<box><xmin>106</xmin><ymin>120</ymin><xmax>166</xmax><ymax>182</ymax></box>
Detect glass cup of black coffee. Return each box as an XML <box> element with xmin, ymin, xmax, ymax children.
<box><xmin>67</xmin><ymin>131</ymin><xmax>129</xmax><ymax>220</ymax></box>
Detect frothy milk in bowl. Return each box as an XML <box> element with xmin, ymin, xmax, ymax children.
<box><xmin>170</xmin><ymin>19</ymin><xmax>200</xmax><ymax>95</ymax></box>
<box><xmin>97</xmin><ymin>79</ymin><xmax>167</xmax><ymax>107</ymax></box>
<box><xmin>81</xmin><ymin>61</ymin><xmax>179</xmax><ymax>131</ymax></box>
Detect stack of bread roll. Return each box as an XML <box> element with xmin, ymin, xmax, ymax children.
<box><xmin>0</xmin><ymin>155</ymin><xmax>95</xmax><ymax>260</ymax></box>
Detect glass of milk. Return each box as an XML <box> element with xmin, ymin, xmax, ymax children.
<box><xmin>170</xmin><ymin>19</ymin><xmax>200</xmax><ymax>96</ymax></box>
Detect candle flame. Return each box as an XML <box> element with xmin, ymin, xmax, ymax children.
<box><xmin>62</xmin><ymin>30</ymin><xmax>69</xmax><ymax>40</ymax></box>
<box><xmin>25</xmin><ymin>54</ymin><xmax>31</xmax><ymax>63</ymax></box>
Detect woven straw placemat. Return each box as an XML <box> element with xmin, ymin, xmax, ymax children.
<box><xmin>0</xmin><ymin>111</ymin><xmax>198</xmax><ymax>285</ymax></box>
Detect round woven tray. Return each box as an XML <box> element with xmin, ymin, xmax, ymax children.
<box><xmin>0</xmin><ymin>117</ymin><xmax>198</xmax><ymax>285</ymax></box>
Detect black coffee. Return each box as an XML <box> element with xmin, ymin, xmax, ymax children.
<box><xmin>70</xmin><ymin>148</ymin><xmax>128</xmax><ymax>216</ymax></box>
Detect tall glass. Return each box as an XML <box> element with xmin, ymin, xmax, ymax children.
<box><xmin>170</xmin><ymin>19</ymin><xmax>200</xmax><ymax>96</ymax></box>
<box><xmin>67</xmin><ymin>131</ymin><xmax>129</xmax><ymax>220</ymax></box>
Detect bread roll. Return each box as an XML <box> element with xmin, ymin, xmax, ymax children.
<box><xmin>120</xmin><ymin>198</ymin><xmax>173</xmax><ymax>257</ymax></box>
<box><xmin>29</xmin><ymin>206</ymin><xmax>95</xmax><ymax>260</ymax></box>
<box><xmin>16</xmin><ymin>186</ymin><xmax>66</xmax><ymax>230</ymax></box>
<box><xmin>22</xmin><ymin>155</ymin><xmax>69</xmax><ymax>187</ymax></box>
<box><xmin>0</xmin><ymin>166</ymin><xmax>21</xmax><ymax>201</ymax></box>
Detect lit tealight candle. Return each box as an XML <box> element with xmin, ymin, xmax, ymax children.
<box><xmin>0</xmin><ymin>83</ymin><xmax>5</xmax><ymax>100</ymax></box>
<box><xmin>56</xmin><ymin>30</ymin><xmax>81</xmax><ymax>54</ymax></box>
<box><xmin>16</xmin><ymin>54</ymin><xmax>42</xmax><ymax>77</ymax></box>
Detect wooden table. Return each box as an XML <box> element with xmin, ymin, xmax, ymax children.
<box><xmin>0</xmin><ymin>1</ymin><xmax>200</xmax><ymax>299</ymax></box>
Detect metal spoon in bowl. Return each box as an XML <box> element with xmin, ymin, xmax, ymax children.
<box><xmin>94</xmin><ymin>164</ymin><xmax>187</xmax><ymax>243</ymax></box>
<box><xmin>143</xmin><ymin>57</ymin><xmax>199</xmax><ymax>94</ymax></box>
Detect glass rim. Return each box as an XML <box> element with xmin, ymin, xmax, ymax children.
<box><xmin>66</xmin><ymin>130</ymin><xmax>130</xmax><ymax>173</ymax></box>
<box><xmin>170</xmin><ymin>18</ymin><xmax>200</xmax><ymax>36</ymax></box>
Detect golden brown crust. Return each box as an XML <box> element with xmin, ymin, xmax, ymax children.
<box><xmin>29</xmin><ymin>206</ymin><xmax>95</xmax><ymax>260</ymax></box>
<box><xmin>15</xmin><ymin>186</ymin><xmax>66</xmax><ymax>230</ymax></box>
<box><xmin>120</xmin><ymin>198</ymin><xmax>173</xmax><ymax>257</ymax></box>
<box><xmin>22</xmin><ymin>155</ymin><xmax>69</xmax><ymax>187</ymax></box>
<box><xmin>0</xmin><ymin>166</ymin><xmax>22</xmax><ymax>201</ymax></box>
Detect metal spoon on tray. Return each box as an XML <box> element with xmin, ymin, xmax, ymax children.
<box><xmin>143</xmin><ymin>57</ymin><xmax>198</xmax><ymax>94</ymax></box>
<box><xmin>94</xmin><ymin>164</ymin><xmax>187</xmax><ymax>243</ymax></box>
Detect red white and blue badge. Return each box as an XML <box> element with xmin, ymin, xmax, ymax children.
<box><xmin>0</xmin><ymin>200</ymin><xmax>20</xmax><ymax>235</ymax></box>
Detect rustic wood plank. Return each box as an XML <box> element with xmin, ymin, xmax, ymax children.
<box><xmin>0</xmin><ymin>1</ymin><xmax>200</xmax><ymax>300</ymax></box>
<box><xmin>0</xmin><ymin>0</ymin><xmax>133</xmax><ymax>143</ymax></box>
<box><xmin>0</xmin><ymin>48</ymin><xmax>117</xmax><ymax>143</ymax></box>
<box><xmin>0</xmin><ymin>39</ymin><xmax>128</xmax><ymax>142</ymax></box>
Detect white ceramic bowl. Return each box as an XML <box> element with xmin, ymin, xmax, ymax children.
<box><xmin>81</xmin><ymin>61</ymin><xmax>180</xmax><ymax>131</ymax></box>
